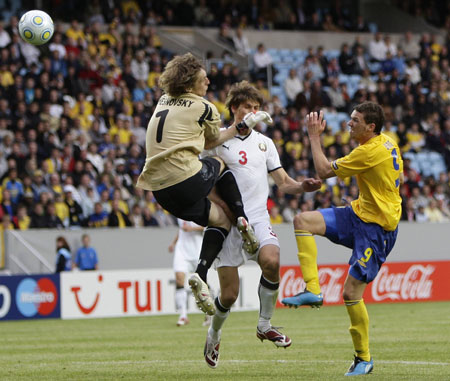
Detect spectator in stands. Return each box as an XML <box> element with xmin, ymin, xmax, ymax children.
<box><xmin>89</xmin><ymin>202</ymin><xmax>109</xmax><ymax>228</ymax></box>
<box><xmin>405</xmin><ymin>59</ymin><xmax>421</xmax><ymax>84</ymax></box>
<box><xmin>108</xmin><ymin>199</ymin><xmax>131</xmax><ymax>227</ymax></box>
<box><xmin>368</xmin><ymin>32</ymin><xmax>386</xmax><ymax>62</ymax></box>
<box><xmin>45</xmin><ymin>203</ymin><xmax>64</xmax><ymax>229</ymax></box>
<box><xmin>253</xmin><ymin>43</ymin><xmax>275</xmax><ymax>84</ymax></box>
<box><xmin>233</xmin><ymin>27</ymin><xmax>250</xmax><ymax>56</ymax></box>
<box><xmin>65</xmin><ymin>189</ymin><xmax>83</xmax><ymax>227</ymax></box>
<box><xmin>74</xmin><ymin>234</ymin><xmax>99</xmax><ymax>270</ymax></box>
<box><xmin>424</xmin><ymin>199</ymin><xmax>446</xmax><ymax>222</ymax></box>
<box><xmin>55</xmin><ymin>236</ymin><xmax>72</xmax><ymax>273</ymax></box>
<box><xmin>284</xmin><ymin>68</ymin><xmax>303</xmax><ymax>107</ymax></box>
<box><xmin>322</xmin><ymin>13</ymin><xmax>341</xmax><ymax>32</ymax></box>
<box><xmin>339</xmin><ymin>43</ymin><xmax>355</xmax><ymax>75</ymax></box>
<box><xmin>399</xmin><ymin>31</ymin><xmax>421</xmax><ymax>60</ymax></box>
<box><xmin>129</xmin><ymin>204</ymin><xmax>144</xmax><ymax>227</ymax></box>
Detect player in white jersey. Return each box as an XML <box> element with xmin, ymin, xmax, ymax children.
<box><xmin>169</xmin><ymin>219</ymin><xmax>204</xmax><ymax>326</ymax></box>
<box><xmin>137</xmin><ymin>54</ymin><xmax>272</xmax><ymax>316</ymax></box>
<box><xmin>202</xmin><ymin>81</ymin><xmax>322</xmax><ymax>368</ymax></box>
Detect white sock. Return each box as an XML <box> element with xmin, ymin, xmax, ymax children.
<box><xmin>175</xmin><ymin>288</ymin><xmax>187</xmax><ymax>318</ymax></box>
<box><xmin>257</xmin><ymin>277</ymin><xmax>279</xmax><ymax>332</ymax></box>
<box><xmin>209</xmin><ymin>297</ymin><xmax>229</xmax><ymax>340</ymax></box>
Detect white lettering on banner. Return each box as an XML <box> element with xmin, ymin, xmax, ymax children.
<box><xmin>20</xmin><ymin>292</ymin><xmax>54</xmax><ymax>303</ymax></box>
<box><xmin>319</xmin><ymin>267</ymin><xmax>345</xmax><ymax>303</ymax></box>
<box><xmin>279</xmin><ymin>267</ymin><xmax>345</xmax><ymax>303</ymax></box>
<box><xmin>0</xmin><ymin>285</ymin><xmax>11</xmax><ymax>318</ymax></box>
<box><xmin>279</xmin><ymin>269</ymin><xmax>305</xmax><ymax>301</ymax></box>
<box><xmin>372</xmin><ymin>265</ymin><xmax>435</xmax><ymax>301</ymax></box>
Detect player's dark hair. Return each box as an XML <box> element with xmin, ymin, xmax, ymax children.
<box><xmin>158</xmin><ymin>53</ymin><xmax>204</xmax><ymax>97</ymax></box>
<box><xmin>226</xmin><ymin>80</ymin><xmax>264</xmax><ymax>116</ymax></box>
<box><xmin>354</xmin><ymin>101</ymin><xmax>385</xmax><ymax>134</ymax></box>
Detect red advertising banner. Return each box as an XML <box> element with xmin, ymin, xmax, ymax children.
<box><xmin>278</xmin><ymin>261</ymin><xmax>450</xmax><ymax>307</ymax></box>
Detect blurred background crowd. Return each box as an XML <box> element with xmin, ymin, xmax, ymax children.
<box><xmin>0</xmin><ymin>0</ymin><xmax>449</xmax><ymax>231</ymax></box>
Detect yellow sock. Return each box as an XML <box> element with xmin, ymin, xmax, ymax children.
<box><xmin>345</xmin><ymin>299</ymin><xmax>371</xmax><ymax>361</ymax></box>
<box><xmin>295</xmin><ymin>229</ymin><xmax>321</xmax><ymax>294</ymax></box>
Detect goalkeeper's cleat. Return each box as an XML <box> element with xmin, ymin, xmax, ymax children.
<box><xmin>204</xmin><ymin>330</ymin><xmax>221</xmax><ymax>368</ymax></box>
<box><xmin>237</xmin><ymin>216</ymin><xmax>259</xmax><ymax>254</ymax></box>
<box><xmin>345</xmin><ymin>356</ymin><xmax>373</xmax><ymax>376</ymax></box>
<box><xmin>256</xmin><ymin>326</ymin><xmax>292</xmax><ymax>348</ymax></box>
<box><xmin>189</xmin><ymin>273</ymin><xmax>216</xmax><ymax>316</ymax></box>
<box><xmin>281</xmin><ymin>289</ymin><xmax>323</xmax><ymax>308</ymax></box>
<box><xmin>176</xmin><ymin>316</ymin><xmax>189</xmax><ymax>326</ymax></box>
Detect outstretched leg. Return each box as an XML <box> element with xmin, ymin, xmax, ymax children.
<box><xmin>282</xmin><ymin>211</ymin><xmax>325</xmax><ymax>307</ymax></box>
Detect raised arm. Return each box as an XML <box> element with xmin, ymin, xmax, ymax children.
<box><xmin>306</xmin><ymin>111</ymin><xmax>336</xmax><ymax>179</ymax></box>
<box><xmin>204</xmin><ymin>111</ymin><xmax>273</xmax><ymax>149</ymax></box>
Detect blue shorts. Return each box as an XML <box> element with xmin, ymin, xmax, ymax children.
<box><xmin>319</xmin><ymin>207</ymin><xmax>398</xmax><ymax>283</ymax></box>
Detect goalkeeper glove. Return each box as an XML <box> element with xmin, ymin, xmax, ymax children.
<box><xmin>236</xmin><ymin>111</ymin><xmax>273</xmax><ymax>132</ymax></box>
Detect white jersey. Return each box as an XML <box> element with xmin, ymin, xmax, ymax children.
<box><xmin>204</xmin><ymin>130</ymin><xmax>282</xmax><ymax>223</ymax></box>
<box><xmin>174</xmin><ymin>219</ymin><xmax>203</xmax><ymax>262</ymax></box>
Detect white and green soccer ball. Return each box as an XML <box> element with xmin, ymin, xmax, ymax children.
<box><xmin>18</xmin><ymin>10</ymin><xmax>54</xmax><ymax>46</ymax></box>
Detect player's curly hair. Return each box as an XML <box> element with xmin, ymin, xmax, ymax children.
<box><xmin>226</xmin><ymin>80</ymin><xmax>264</xmax><ymax>115</ymax></box>
<box><xmin>355</xmin><ymin>101</ymin><xmax>385</xmax><ymax>134</ymax></box>
<box><xmin>158</xmin><ymin>53</ymin><xmax>204</xmax><ymax>97</ymax></box>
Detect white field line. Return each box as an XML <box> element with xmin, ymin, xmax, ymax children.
<box><xmin>65</xmin><ymin>359</ymin><xmax>448</xmax><ymax>366</ymax></box>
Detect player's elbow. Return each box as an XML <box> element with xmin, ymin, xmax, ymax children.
<box><xmin>204</xmin><ymin>139</ymin><xmax>218</xmax><ymax>150</ymax></box>
<box><xmin>317</xmin><ymin>166</ymin><xmax>333</xmax><ymax>180</ymax></box>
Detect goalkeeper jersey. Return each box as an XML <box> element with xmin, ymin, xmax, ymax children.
<box><xmin>331</xmin><ymin>133</ymin><xmax>403</xmax><ymax>231</ymax></box>
<box><xmin>137</xmin><ymin>93</ymin><xmax>221</xmax><ymax>191</ymax></box>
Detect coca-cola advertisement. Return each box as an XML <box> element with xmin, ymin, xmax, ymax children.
<box><xmin>278</xmin><ymin>261</ymin><xmax>450</xmax><ymax>307</ymax></box>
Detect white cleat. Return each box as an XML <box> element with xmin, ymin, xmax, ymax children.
<box><xmin>188</xmin><ymin>273</ymin><xmax>216</xmax><ymax>316</ymax></box>
<box><xmin>237</xmin><ymin>216</ymin><xmax>259</xmax><ymax>254</ymax></box>
<box><xmin>176</xmin><ymin>316</ymin><xmax>189</xmax><ymax>326</ymax></box>
<box><xmin>204</xmin><ymin>331</ymin><xmax>221</xmax><ymax>368</ymax></box>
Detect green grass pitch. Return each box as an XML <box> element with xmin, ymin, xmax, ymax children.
<box><xmin>1</xmin><ymin>301</ymin><xmax>449</xmax><ymax>380</ymax></box>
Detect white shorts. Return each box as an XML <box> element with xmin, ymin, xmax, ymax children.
<box><xmin>173</xmin><ymin>249</ymin><xmax>198</xmax><ymax>274</ymax></box>
<box><xmin>215</xmin><ymin>218</ymin><xmax>279</xmax><ymax>268</ymax></box>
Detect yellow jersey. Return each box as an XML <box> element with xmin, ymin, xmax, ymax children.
<box><xmin>331</xmin><ymin>133</ymin><xmax>403</xmax><ymax>231</ymax></box>
<box><xmin>137</xmin><ymin>93</ymin><xmax>221</xmax><ymax>191</ymax></box>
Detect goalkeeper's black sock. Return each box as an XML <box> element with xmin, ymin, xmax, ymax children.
<box><xmin>195</xmin><ymin>226</ymin><xmax>229</xmax><ymax>283</ymax></box>
<box><xmin>216</xmin><ymin>169</ymin><xmax>248</xmax><ymax>222</ymax></box>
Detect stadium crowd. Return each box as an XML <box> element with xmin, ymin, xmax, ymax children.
<box><xmin>0</xmin><ymin>1</ymin><xmax>449</xmax><ymax>231</ymax></box>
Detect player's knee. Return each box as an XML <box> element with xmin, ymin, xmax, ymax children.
<box><xmin>342</xmin><ymin>289</ymin><xmax>357</xmax><ymax>301</ymax></box>
<box><xmin>293</xmin><ymin>212</ymin><xmax>308</xmax><ymax>230</ymax></box>
<box><xmin>261</xmin><ymin>256</ymin><xmax>279</xmax><ymax>278</ymax></box>
<box><xmin>220</xmin><ymin>289</ymin><xmax>238</xmax><ymax>307</ymax></box>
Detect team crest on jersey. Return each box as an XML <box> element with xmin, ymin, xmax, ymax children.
<box><xmin>258</xmin><ymin>143</ymin><xmax>267</xmax><ymax>152</ymax></box>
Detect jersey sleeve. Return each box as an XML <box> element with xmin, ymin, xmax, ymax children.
<box><xmin>266</xmin><ymin>138</ymin><xmax>282</xmax><ymax>172</ymax></box>
<box><xmin>331</xmin><ymin>145</ymin><xmax>371</xmax><ymax>178</ymax></box>
<box><xmin>202</xmin><ymin>101</ymin><xmax>221</xmax><ymax>141</ymax></box>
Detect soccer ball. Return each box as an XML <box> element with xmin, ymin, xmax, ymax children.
<box><xmin>18</xmin><ymin>10</ymin><xmax>54</xmax><ymax>46</ymax></box>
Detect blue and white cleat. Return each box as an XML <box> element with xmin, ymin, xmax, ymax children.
<box><xmin>345</xmin><ymin>356</ymin><xmax>373</xmax><ymax>376</ymax></box>
<box><xmin>281</xmin><ymin>289</ymin><xmax>323</xmax><ymax>308</ymax></box>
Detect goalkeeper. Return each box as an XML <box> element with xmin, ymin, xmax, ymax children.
<box><xmin>137</xmin><ymin>53</ymin><xmax>271</xmax><ymax>315</ymax></box>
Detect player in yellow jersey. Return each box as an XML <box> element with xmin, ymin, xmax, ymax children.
<box><xmin>282</xmin><ymin>102</ymin><xmax>404</xmax><ymax>376</ymax></box>
<box><xmin>137</xmin><ymin>53</ymin><xmax>271</xmax><ymax>316</ymax></box>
